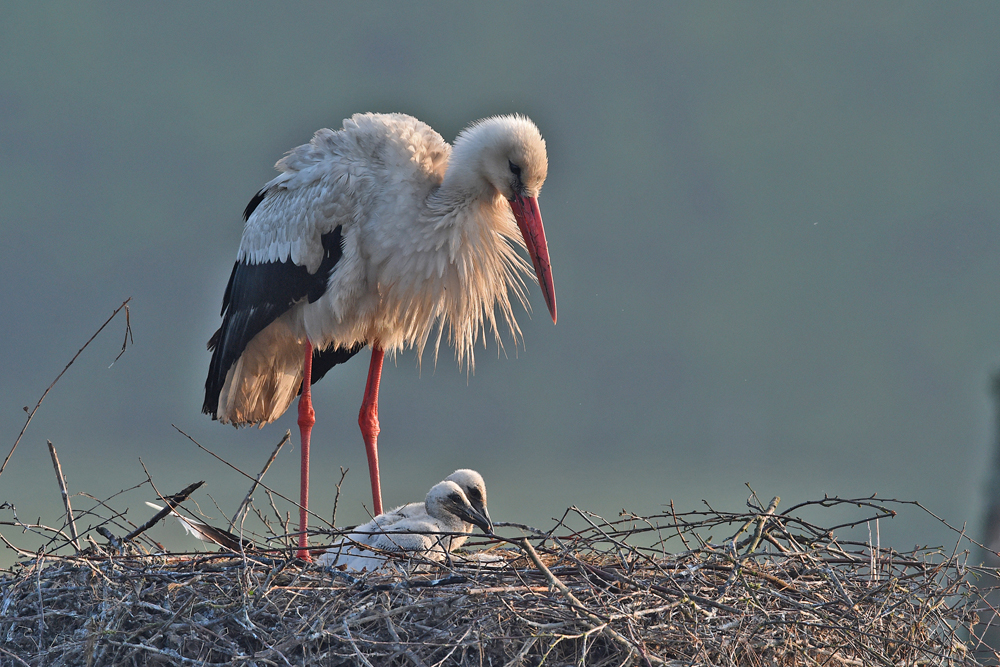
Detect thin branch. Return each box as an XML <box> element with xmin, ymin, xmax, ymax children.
<box><xmin>519</xmin><ymin>538</ymin><xmax>663</xmax><ymax>665</ymax></box>
<box><xmin>111</xmin><ymin>302</ymin><xmax>134</xmax><ymax>365</ymax></box>
<box><xmin>1</xmin><ymin>297</ymin><xmax>132</xmax><ymax>479</ymax></box>
<box><xmin>46</xmin><ymin>440</ymin><xmax>80</xmax><ymax>552</ymax></box>
<box><xmin>746</xmin><ymin>495</ymin><xmax>780</xmax><ymax>554</ymax></box>
<box><xmin>124</xmin><ymin>481</ymin><xmax>205</xmax><ymax>543</ymax></box>
<box><xmin>230</xmin><ymin>431</ymin><xmax>290</xmax><ymax>530</ymax></box>
<box><xmin>331</xmin><ymin>466</ymin><xmax>349</xmax><ymax>528</ymax></box>
<box><xmin>172</xmin><ymin>424</ymin><xmax>330</xmax><ymax>529</ymax></box>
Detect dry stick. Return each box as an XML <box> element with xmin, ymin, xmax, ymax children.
<box><xmin>229</xmin><ymin>431</ymin><xmax>290</xmax><ymax>530</ymax></box>
<box><xmin>1</xmin><ymin>498</ymin><xmax>77</xmax><ymax>548</ymax></box>
<box><xmin>46</xmin><ymin>441</ymin><xmax>80</xmax><ymax>552</ymax></box>
<box><xmin>384</xmin><ymin>613</ymin><xmax>429</xmax><ymax>667</ymax></box>
<box><xmin>824</xmin><ymin>566</ymin><xmax>859</xmax><ymax>612</ymax></box>
<box><xmin>112</xmin><ymin>301</ymin><xmax>134</xmax><ymax>365</ymax></box>
<box><xmin>124</xmin><ymin>481</ymin><xmax>205</xmax><ymax>542</ymax></box>
<box><xmin>0</xmin><ymin>297</ymin><xmax>132</xmax><ymax>479</ymax></box>
<box><xmin>34</xmin><ymin>556</ymin><xmax>45</xmax><ymax>650</ymax></box>
<box><xmin>0</xmin><ymin>530</ymin><xmax>40</xmax><ymax>557</ymax></box>
<box><xmin>265</xmin><ymin>489</ymin><xmax>292</xmax><ymax>545</ymax></box>
<box><xmin>172</xmin><ymin>424</ymin><xmax>330</xmax><ymax>528</ymax></box>
<box><xmin>331</xmin><ymin>466</ymin><xmax>349</xmax><ymax>527</ymax></box>
<box><xmin>0</xmin><ymin>646</ymin><xmax>32</xmax><ymax>667</ymax></box>
<box><xmin>567</xmin><ymin>550</ymin><xmax>744</xmax><ymax>615</ymax></box>
<box><xmin>342</xmin><ymin>620</ymin><xmax>376</xmax><ymax>667</ymax></box>
<box><xmin>95</xmin><ymin>526</ymin><xmax>121</xmax><ymax>552</ymax></box>
<box><xmin>506</xmin><ymin>636</ymin><xmax>539</xmax><ymax>665</ymax></box>
<box><xmin>729</xmin><ymin>495</ymin><xmax>780</xmax><ymax>554</ymax></box>
<box><xmin>746</xmin><ymin>496</ymin><xmax>781</xmax><ymax>554</ymax></box>
<box><xmin>668</xmin><ymin>499</ymin><xmax>692</xmax><ymax>552</ymax></box>
<box><xmin>518</xmin><ymin>538</ymin><xmax>665</xmax><ymax>666</ymax></box>
<box><xmin>105</xmin><ymin>640</ymin><xmax>228</xmax><ymax>667</ymax></box>
<box><xmin>142</xmin><ymin>594</ymin><xmax>198</xmax><ymax>651</ymax></box>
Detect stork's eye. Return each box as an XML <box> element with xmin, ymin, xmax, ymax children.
<box><xmin>467</xmin><ymin>488</ymin><xmax>482</xmax><ymax>501</ymax></box>
<box><xmin>448</xmin><ymin>493</ymin><xmax>463</xmax><ymax>503</ymax></box>
<box><xmin>508</xmin><ymin>160</ymin><xmax>522</xmax><ymax>177</ymax></box>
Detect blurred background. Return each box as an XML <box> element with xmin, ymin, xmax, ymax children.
<box><xmin>2</xmin><ymin>4</ymin><xmax>1000</xmax><ymax>565</ymax></box>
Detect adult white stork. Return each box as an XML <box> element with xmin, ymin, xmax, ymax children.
<box><xmin>317</xmin><ymin>469</ymin><xmax>492</xmax><ymax>571</ymax></box>
<box><xmin>203</xmin><ymin>113</ymin><xmax>556</xmax><ymax>559</ymax></box>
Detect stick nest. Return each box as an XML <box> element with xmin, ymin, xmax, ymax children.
<box><xmin>2</xmin><ymin>494</ymin><xmax>996</xmax><ymax>666</ymax></box>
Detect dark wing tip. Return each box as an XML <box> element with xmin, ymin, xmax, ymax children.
<box><xmin>243</xmin><ymin>188</ymin><xmax>267</xmax><ymax>221</ymax></box>
<box><xmin>204</xmin><ymin>227</ymin><xmax>347</xmax><ymax>423</ymax></box>
<box><xmin>207</xmin><ymin>327</ymin><xmax>222</xmax><ymax>352</ymax></box>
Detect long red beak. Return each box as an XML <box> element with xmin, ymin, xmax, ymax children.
<box><xmin>510</xmin><ymin>195</ymin><xmax>557</xmax><ymax>324</ymax></box>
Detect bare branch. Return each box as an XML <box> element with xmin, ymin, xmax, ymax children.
<box><xmin>46</xmin><ymin>440</ymin><xmax>80</xmax><ymax>552</ymax></box>
<box><xmin>229</xmin><ymin>431</ymin><xmax>289</xmax><ymax>530</ymax></box>
<box><xmin>1</xmin><ymin>297</ymin><xmax>132</xmax><ymax>479</ymax></box>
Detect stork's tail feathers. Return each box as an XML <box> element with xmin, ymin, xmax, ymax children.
<box><xmin>204</xmin><ymin>321</ymin><xmax>365</xmax><ymax>426</ymax></box>
<box><xmin>204</xmin><ymin>319</ymin><xmax>307</xmax><ymax>426</ymax></box>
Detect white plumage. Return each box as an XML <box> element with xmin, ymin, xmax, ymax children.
<box><xmin>207</xmin><ymin>113</ymin><xmax>554</xmax><ymax>426</ymax></box>
<box><xmin>203</xmin><ymin>112</ymin><xmax>556</xmax><ymax>555</ymax></box>
<box><xmin>317</xmin><ymin>469</ymin><xmax>492</xmax><ymax>571</ymax></box>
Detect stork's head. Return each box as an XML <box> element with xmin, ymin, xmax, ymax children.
<box><xmin>451</xmin><ymin>115</ymin><xmax>557</xmax><ymax>323</ymax></box>
<box><xmin>426</xmin><ymin>470</ymin><xmax>493</xmax><ymax>534</ymax></box>
<box><xmin>445</xmin><ymin>469</ymin><xmax>492</xmax><ymax>532</ymax></box>
<box><xmin>453</xmin><ymin>115</ymin><xmax>548</xmax><ymax>201</ymax></box>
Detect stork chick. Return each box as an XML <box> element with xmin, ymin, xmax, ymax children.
<box><xmin>317</xmin><ymin>469</ymin><xmax>492</xmax><ymax>571</ymax></box>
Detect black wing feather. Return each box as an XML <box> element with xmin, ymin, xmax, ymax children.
<box><xmin>203</xmin><ymin>223</ymin><xmax>354</xmax><ymax>418</ymax></box>
<box><xmin>243</xmin><ymin>188</ymin><xmax>267</xmax><ymax>221</ymax></box>
<box><xmin>307</xmin><ymin>341</ymin><xmax>365</xmax><ymax>389</ymax></box>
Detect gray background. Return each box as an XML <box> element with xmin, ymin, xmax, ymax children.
<box><xmin>2</xmin><ymin>4</ymin><xmax>999</xmax><ymax>562</ymax></box>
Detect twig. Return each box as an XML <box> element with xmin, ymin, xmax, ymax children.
<box><xmin>105</xmin><ymin>640</ymin><xmax>230</xmax><ymax>666</ymax></box>
<box><xmin>0</xmin><ymin>517</ymin><xmax>74</xmax><ymax>546</ymax></box>
<box><xmin>0</xmin><ymin>530</ymin><xmax>38</xmax><ymax>557</ymax></box>
<box><xmin>824</xmin><ymin>566</ymin><xmax>858</xmax><ymax>611</ymax></box>
<box><xmin>95</xmin><ymin>526</ymin><xmax>121</xmax><ymax>552</ymax></box>
<box><xmin>331</xmin><ymin>467</ymin><xmax>349</xmax><ymax>527</ymax></box>
<box><xmin>172</xmin><ymin>425</ymin><xmax>329</xmax><ymax>528</ymax></box>
<box><xmin>384</xmin><ymin>613</ymin><xmax>429</xmax><ymax>667</ymax></box>
<box><xmin>669</xmin><ymin>499</ymin><xmax>692</xmax><ymax>551</ymax></box>
<box><xmin>112</xmin><ymin>302</ymin><xmax>134</xmax><ymax>365</ymax></box>
<box><xmin>747</xmin><ymin>496</ymin><xmax>780</xmax><ymax>554</ymax></box>
<box><xmin>35</xmin><ymin>556</ymin><xmax>45</xmax><ymax>650</ymax></box>
<box><xmin>518</xmin><ymin>538</ymin><xmax>663</xmax><ymax>665</ymax></box>
<box><xmin>46</xmin><ymin>440</ymin><xmax>80</xmax><ymax>552</ymax></box>
<box><xmin>0</xmin><ymin>646</ymin><xmax>32</xmax><ymax>667</ymax></box>
<box><xmin>343</xmin><ymin>620</ymin><xmax>376</xmax><ymax>667</ymax></box>
<box><xmin>730</xmin><ymin>495</ymin><xmax>780</xmax><ymax>554</ymax></box>
<box><xmin>124</xmin><ymin>481</ymin><xmax>205</xmax><ymax>542</ymax></box>
<box><xmin>1</xmin><ymin>297</ymin><xmax>132</xmax><ymax>479</ymax></box>
<box><xmin>229</xmin><ymin>431</ymin><xmax>290</xmax><ymax>530</ymax></box>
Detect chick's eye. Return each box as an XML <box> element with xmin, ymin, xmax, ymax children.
<box><xmin>449</xmin><ymin>493</ymin><xmax>462</xmax><ymax>503</ymax></box>
<box><xmin>508</xmin><ymin>160</ymin><xmax>522</xmax><ymax>177</ymax></box>
<box><xmin>468</xmin><ymin>488</ymin><xmax>482</xmax><ymax>501</ymax></box>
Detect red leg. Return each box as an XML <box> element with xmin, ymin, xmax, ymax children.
<box><xmin>359</xmin><ymin>346</ymin><xmax>385</xmax><ymax>515</ymax></box>
<box><xmin>296</xmin><ymin>340</ymin><xmax>316</xmax><ymax>560</ymax></box>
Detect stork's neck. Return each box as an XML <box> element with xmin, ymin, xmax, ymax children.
<box><xmin>440</xmin><ymin>162</ymin><xmax>489</xmax><ymax>199</ymax></box>
<box><xmin>428</xmin><ymin>146</ymin><xmax>500</xmax><ymax>223</ymax></box>
<box><xmin>421</xmin><ymin>191</ymin><xmax>502</xmax><ymax>248</ymax></box>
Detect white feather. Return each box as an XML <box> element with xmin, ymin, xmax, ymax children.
<box><xmin>144</xmin><ymin>502</ymin><xmax>212</xmax><ymax>542</ymax></box>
